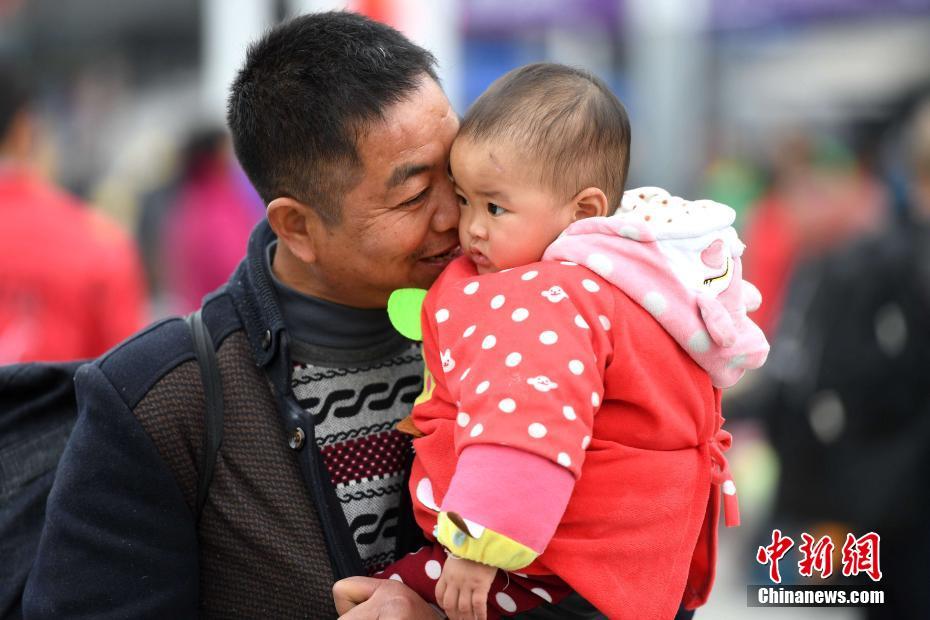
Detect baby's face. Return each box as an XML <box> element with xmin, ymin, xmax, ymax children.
<box><xmin>450</xmin><ymin>137</ymin><xmax>575</xmax><ymax>274</ymax></box>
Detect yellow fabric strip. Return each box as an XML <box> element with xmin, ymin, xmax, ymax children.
<box><xmin>436</xmin><ymin>512</ymin><xmax>539</xmax><ymax>571</ymax></box>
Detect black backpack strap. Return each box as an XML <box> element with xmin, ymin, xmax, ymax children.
<box><xmin>185</xmin><ymin>309</ymin><xmax>224</xmax><ymax>524</ymax></box>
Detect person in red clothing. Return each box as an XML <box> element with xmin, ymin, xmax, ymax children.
<box><xmin>336</xmin><ymin>64</ymin><xmax>768</xmax><ymax>620</ymax></box>
<box><xmin>0</xmin><ymin>64</ymin><xmax>146</xmax><ymax>363</ymax></box>
<box><xmin>159</xmin><ymin>127</ymin><xmax>264</xmax><ymax>314</ymax></box>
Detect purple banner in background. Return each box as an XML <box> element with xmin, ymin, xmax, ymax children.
<box><xmin>462</xmin><ymin>0</ymin><xmax>621</xmax><ymax>33</ymax></box>
<box><xmin>710</xmin><ymin>0</ymin><xmax>930</xmax><ymax>29</ymax></box>
<box><xmin>463</xmin><ymin>0</ymin><xmax>930</xmax><ymax>33</ymax></box>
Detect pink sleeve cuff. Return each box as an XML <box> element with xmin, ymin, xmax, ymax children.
<box><xmin>440</xmin><ymin>444</ymin><xmax>575</xmax><ymax>553</ymax></box>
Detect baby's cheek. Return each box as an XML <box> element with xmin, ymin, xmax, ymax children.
<box><xmin>495</xmin><ymin>241</ymin><xmax>546</xmax><ymax>271</ymax></box>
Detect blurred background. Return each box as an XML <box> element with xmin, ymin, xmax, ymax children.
<box><xmin>2</xmin><ymin>0</ymin><xmax>929</xmax><ymax>617</ymax></box>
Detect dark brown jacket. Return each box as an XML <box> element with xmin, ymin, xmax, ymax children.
<box><xmin>23</xmin><ymin>221</ymin><xmax>423</xmax><ymax>618</ymax></box>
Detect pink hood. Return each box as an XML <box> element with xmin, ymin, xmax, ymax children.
<box><xmin>543</xmin><ymin>187</ymin><xmax>769</xmax><ymax>388</ymax></box>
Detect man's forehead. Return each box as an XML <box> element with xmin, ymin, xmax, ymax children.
<box><xmin>357</xmin><ymin>83</ymin><xmax>457</xmax><ymax>184</ymax></box>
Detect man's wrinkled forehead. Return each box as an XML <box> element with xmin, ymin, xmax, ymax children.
<box><xmin>355</xmin><ymin>79</ymin><xmax>458</xmax><ymax>187</ymax></box>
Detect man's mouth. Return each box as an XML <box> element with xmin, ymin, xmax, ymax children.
<box><xmin>420</xmin><ymin>245</ymin><xmax>461</xmax><ymax>265</ymax></box>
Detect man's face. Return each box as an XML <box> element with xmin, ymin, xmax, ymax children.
<box><xmin>310</xmin><ymin>77</ymin><xmax>460</xmax><ymax>308</ymax></box>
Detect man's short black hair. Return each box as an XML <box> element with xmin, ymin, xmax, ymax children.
<box><xmin>227</xmin><ymin>11</ymin><xmax>438</xmax><ymax>224</ymax></box>
<box><xmin>0</xmin><ymin>63</ymin><xmax>33</xmax><ymax>141</ymax></box>
<box><xmin>459</xmin><ymin>63</ymin><xmax>631</xmax><ymax>212</ymax></box>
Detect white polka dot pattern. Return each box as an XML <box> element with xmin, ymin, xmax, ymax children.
<box><xmin>496</xmin><ymin>592</ymin><xmax>518</xmax><ymax>613</ymax></box>
<box><xmin>531</xmin><ymin>587</ymin><xmax>553</xmax><ymax>603</ymax></box>
<box><xmin>619</xmin><ymin>225</ymin><xmax>640</xmax><ymax>240</ymax></box>
<box><xmin>422</xmin><ymin>260</ymin><xmax>615</xmax><ymax>483</ymax></box>
<box><xmin>586</xmin><ymin>253</ymin><xmax>614</xmax><ymax>276</ymax></box>
<box><xmin>643</xmin><ymin>291</ymin><xmax>667</xmax><ymax>317</ymax></box>
<box><xmin>539</xmin><ymin>331</ymin><xmax>558</xmax><ymax>345</ymax></box>
<box><xmin>425</xmin><ymin>560</ymin><xmax>442</xmax><ymax>579</ymax></box>
<box><xmin>688</xmin><ymin>330</ymin><xmax>711</xmax><ymax>353</ymax></box>
<box><xmin>528</xmin><ymin>423</ymin><xmax>547</xmax><ymax>438</ymax></box>
<box><xmin>416</xmin><ymin>478</ymin><xmax>440</xmax><ymax>512</ymax></box>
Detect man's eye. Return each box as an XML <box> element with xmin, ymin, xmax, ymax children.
<box><xmin>400</xmin><ymin>188</ymin><xmax>429</xmax><ymax>207</ymax></box>
<box><xmin>487</xmin><ymin>203</ymin><xmax>506</xmax><ymax>216</ymax></box>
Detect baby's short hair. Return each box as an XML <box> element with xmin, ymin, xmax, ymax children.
<box><xmin>459</xmin><ymin>63</ymin><xmax>631</xmax><ymax>212</ymax></box>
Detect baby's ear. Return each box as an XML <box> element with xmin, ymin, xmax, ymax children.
<box><xmin>570</xmin><ymin>187</ymin><xmax>609</xmax><ymax>221</ymax></box>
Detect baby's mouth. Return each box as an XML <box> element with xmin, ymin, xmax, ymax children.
<box><xmin>468</xmin><ymin>248</ymin><xmax>492</xmax><ymax>268</ymax></box>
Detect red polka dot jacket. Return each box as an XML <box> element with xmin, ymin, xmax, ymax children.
<box><xmin>408</xmin><ymin>254</ymin><xmax>740</xmax><ymax>620</ymax></box>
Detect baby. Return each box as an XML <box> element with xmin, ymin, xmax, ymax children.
<box><xmin>336</xmin><ymin>63</ymin><xmax>768</xmax><ymax>620</ymax></box>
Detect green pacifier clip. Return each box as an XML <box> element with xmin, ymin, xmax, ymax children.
<box><xmin>387</xmin><ymin>288</ymin><xmax>428</xmax><ymax>341</ymax></box>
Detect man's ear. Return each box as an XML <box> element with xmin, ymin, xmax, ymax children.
<box><xmin>569</xmin><ymin>187</ymin><xmax>609</xmax><ymax>222</ymax></box>
<box><xmin>266</xmin><ymin>196</ymin><xmax>323</xmax><ymax>264</ymax></box>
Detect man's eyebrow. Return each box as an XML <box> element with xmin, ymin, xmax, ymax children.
<box><xmin>387</xmin><ymin>163</ymin><xmax>431</xmax><ymax>189</ymax></box>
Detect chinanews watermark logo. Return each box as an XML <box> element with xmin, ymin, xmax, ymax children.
<box><xmin>748</xmin><ymin>529</ymin><xmax>885</xmax><ymax>608</ymax></box>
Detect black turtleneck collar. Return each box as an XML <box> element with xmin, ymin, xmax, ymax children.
<box><xmin>265</xmin><ymin>242</ymin><xmax>408</xmax><ymax>363</ymax></box>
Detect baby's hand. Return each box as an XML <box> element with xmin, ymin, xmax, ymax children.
<box><xmin>435</xmin><ymin>555</ymin><xmax>498</xmax><ymax>620</ymax></box>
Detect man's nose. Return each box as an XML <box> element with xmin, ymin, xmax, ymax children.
<box><xmin>430</xmin><ymin>176</ymin><xmax>459</xmax><ymax>234</ymax></box>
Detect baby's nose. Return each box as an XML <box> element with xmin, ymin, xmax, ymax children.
<box><xmin>467</xmin><ymin>218</ymin><xmax>488</xmax><ymax>240</ymax></box>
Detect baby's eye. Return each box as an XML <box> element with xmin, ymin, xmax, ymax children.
<box><xmin>456</xmin><ymin>194</ymin><xmax>468</xmax><ymax>206</ymax></box>
<box><xmin>487</xmin><ymin>203</ymin><xmax>506</xmax><ymax>216</ymax></box>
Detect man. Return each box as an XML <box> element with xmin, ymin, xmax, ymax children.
<box><xmin>24</xmin><ymin>13</ymin><xmax>608</xmax><ymax>619</ymax></box>
<box><xmin>0</xmin><ymin>64</ymin><xmax>145</xmax><ymax>364</ymax></box>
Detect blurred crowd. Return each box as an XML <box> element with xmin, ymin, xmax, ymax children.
<box><xmin>1</xmin><ymin>2</ymin><xmax>929</xmax><ymax>618</ymax></box>
<box><xmin>0</xmin><ymin>65</ymin><xmax>263</xmax><ymax>364</ymax></box>
<box><xmin>720</xmin><ymin>93</ymin><xmax>930</xmax><ymax>619</ymax></box>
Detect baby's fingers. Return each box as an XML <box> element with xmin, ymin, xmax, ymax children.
<box><xmin>456</xmin><ymin>586</ymin><xmax>476</xmax><ymax>620</ymax></box>
<box><xmin>472</xmin><ymin>587</ymin><xmax>489</xmax><ymax>620</ymax></box>
<box><xmin>440</xmin><ymin>583</ymin><xmax>461</xmax><ymax>619</ymax></box>
<box><xmin>436</xmin><ymin>577</ymin><xmax>446</xmax><ymax>607</ymax></box>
